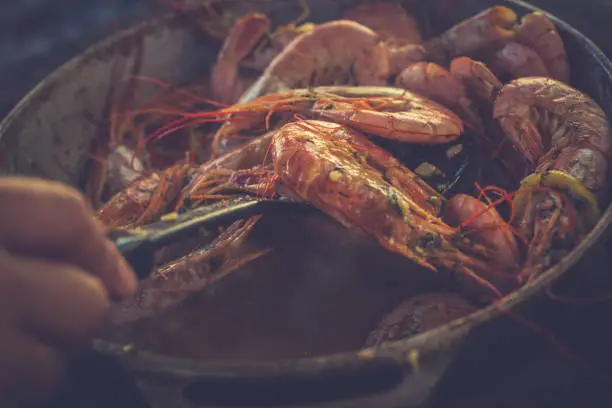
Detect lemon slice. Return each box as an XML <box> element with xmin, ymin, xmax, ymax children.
<box><xmin>513</xmin><ymin>170</ymin><xmax>600</xmax><ymax>229</ymax></box>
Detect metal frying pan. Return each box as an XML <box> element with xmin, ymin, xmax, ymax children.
<box><xmin>3</xmin><ymin>0</ymin><xmax>612</xmax><ymax>407</ymax></box>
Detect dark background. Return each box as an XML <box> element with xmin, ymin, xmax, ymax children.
<box><xmin>3</xmin><ymin>1</ymin><xmax>612</xmax><ymax>407</ymax></box>
<box><xmin>0</xmin><ymin>0</ymin><xmax>160</xmax><ymax>117</ymax></box>
<box><xmin>1</xmin><ymin>0</ymin><xmax>612</xmax><ymax>118</ymax></box>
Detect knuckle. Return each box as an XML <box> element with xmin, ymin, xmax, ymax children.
<box><xmin>61</xmin><ymin>188</ymin><xmax>91</xmax><ymax>218</ymax></box>
<box><xmin>58</xmin><ymin>189</ymin><xmax>96</xmax><ymax>238</ymax></box>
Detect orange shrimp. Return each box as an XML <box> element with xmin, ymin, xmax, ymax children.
<box><xmin>309</xmin><ymin>88</ymin><xmax>463</xmax><ymax>144</ymax></box>
<box><xmin>514</xmin><ymin>12</ymin><xmax>570</xmax><ymax>84</ymax></box>
<box><xmin>110</xmin><ymin>216</ymin><xmax>268</xmax><ymax>324</ymax></box>
<box><xmin>342</xmin><ymin>1</ymin><xmax>422</xmax><ymax>46</ymax></box>
<box><xmin>445</xmin><ymin>194</ymin><xmax>521</xmax><ymax>272</ymax></box>
<box><xmin>363</xmin><ymin>292</ymin><xmax>477</xmax><ymax>347</ymax></box>
<box><xmin>492</xmin><ymin>42</ymin><xmax>550</xmax><ymax>79</ymax></box>
<box><xmin>494</xmin><ymin>77</ymin><xmax>611</xmax><ymax>168</ymax></box>
<box><xmin>179</xmin><ymin>131</ymin><xmax>278</xmax><ymax>208</ymax></box>
<box><xmin>97</xmin><ymin>162</ymin><xmax>193</xmax><ymax>229</ymax></box>
<box><xmin>450</xmin><ymin>56</ymin><xmax>503</xmax><ymax>103</ymax></box>
<box><xmin>342</xmin><ymin>0</ymin><xmax>427</xmax><ymax>75</ymax></box>
<box><xmin>396</xmin><ymin>62</ymin><xmax>469</xmax><ymax>109</ymax></box>
<box><xmin>394</xmin><ymin>62</ymin><xmax>483</xmax><ymax>131</ymax></box>
<box><xmin>447</xmin><ymin>56</ymin><xmax>529</xmax><ymax>183</ymax></box>
<box><xmin>104</xmin><ymin>134</ymin><xmax>277</xmax><ymax>324</ymax></box>
<box><xmin>424</xmin><ymin>6</ymin><xmax>517</xmax><ymax>63</ymax></box>
<box><xmin>271</xmin><ymin>119</ymin><xmax>511</xmax><ymax>296</ymax></box>
<box><xmin>210</xmin><ymin>13</ymin><xmax>270</xmax><ymax>104</ymax></box>
<box><xmin>393</xmin><ymin>58</ymin><xmax>507</xmax><ymax>137</ymax></box>
<box><xmin>387</xmin><ymin>44</ymin><xmax>427</xmax><ymax>76</ymax></box>
<box><xmin>154</xmin><ymin>136</ymin><xmax>281</xmax><ymax>296</ymax></box>
<box><xmin>239</xmin><ymin>21</ymin><xmax>389</xmax><ymax>101</ymax></box>
<box><xmin>239</xmin><ymin>23</ymin><xmax>315</xmax><ymax>72</ymax></box>
<box><xmin>201</xmin><ymin>86</ymin><xmax>464</xmax><ymax>157</ymax></box>
<box><xmin>494</xmin><ymin>77</ymin><xmax>611</xmax><ymax>281</ymax></box>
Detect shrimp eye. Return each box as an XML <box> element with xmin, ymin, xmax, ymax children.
<box><xmin>207</xmin><ymin>254</ymin><xmax>223</xmax><ymax>271</ymax></box>
<box><xmin>323</xmin><ymin>103</ymin><xmax>335</xmax><ymax>110</ymax></box>
<box><xmin>419</xmin><ymin>232</ymin><xmax>441</xmax><ymax>249</ymax></box>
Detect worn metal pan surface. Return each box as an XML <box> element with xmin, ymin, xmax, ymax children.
<box><xmin>1</xmin><ymin>0</ymin><xmax>612</xmax><ymax>407</ymax></box>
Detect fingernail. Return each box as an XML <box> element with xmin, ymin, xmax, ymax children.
<box><xmin>117</xmin><ymin>258</ymin><xmax>138</xmax><ymax>298</ymax></box>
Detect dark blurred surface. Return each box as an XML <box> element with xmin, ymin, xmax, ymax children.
<box><xmin>0</xmin><ymin>0</ymin><xmax>160</xmax><ymax>117</ymax></box>
<box><xmin>1</xmin><ymin>0</ymin><xmax>611</xmax><ymax>116</ymax></box>
<box><xmin>2</xmin><ymin>0</ymin><xmax>612</xmax><ymax>407</ymax></box>
<box><xmin>1</xmin><ymin>0</ymin><xmax>612</xmax><ymax>119</ymax></box>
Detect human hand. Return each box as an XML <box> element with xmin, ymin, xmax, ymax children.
<box><xmin>0</xmin><ymin>177</ymin><xmax>137</xmax><ymax>407</ymax></box>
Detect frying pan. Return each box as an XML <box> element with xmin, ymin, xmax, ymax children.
<box><xmin>2</xmin><ymin>1</ymin><xmax>612</xmax><ymax>407</ymax></box>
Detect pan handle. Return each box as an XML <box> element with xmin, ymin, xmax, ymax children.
<box><xmin>145</xmin><ymin>352</ymin><xmax>455</xmax><ymax>408</ymax></box>
<box><xmin>180</xmin><ymin>358</ymin><xmax>404</xmax><ymax>407</ymax></box>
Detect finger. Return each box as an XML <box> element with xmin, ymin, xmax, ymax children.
<box><xmin>0</xmin><ymin>177</ymin><xmax>136</xmax><ymax>299</ymax></box>
<box><xmin>0</xmin><ymin>327</ymin><xmax>65</xmax><ymax>408</ymax></box>
<box><xmin>0</xmin><ymin>251</ymin><xmax>110</xmax><ymax>348</ymax></box>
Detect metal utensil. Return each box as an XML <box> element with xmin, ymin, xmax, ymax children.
<box><xmin>110</xmin><ymin>196</ymin><xmax>313</xmax><ymax>280</ymax></box>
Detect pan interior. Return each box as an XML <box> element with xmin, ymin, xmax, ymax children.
<box><xmin>1</xmin><ymin>0</ymin><xmax>611</xmax><ymax>362</ymax></box>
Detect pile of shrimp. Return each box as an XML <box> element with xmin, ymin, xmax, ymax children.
<box><xmin>93</xmin><ymin>2</ymin><xmax>611</xmax><ymax>348</ymax></box>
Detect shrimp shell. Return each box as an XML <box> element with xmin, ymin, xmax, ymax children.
<box><xmin>240</xmin><ymin>21</ymin><xmax>389</xmax><ymax>100</ymax></box>
<box><xmin>271</xmin><ymin>120</ymin><xmax>494</xmax><ymax>278</ymax></box>
<box><xmin>342</xmin><ymin>1</ymin><xmax>422</xmax><ymax>45</ymax></box>
<box><xmin>363</xmin><ymin>292</ymin><xmax>477</xmax><ymax>347</ymax></box>
<box><xmin>493</xmin><ymin>77</ymin><xmax>611</xmax><ymax>170</ymax></box>
<box><xmin>492</xmin><ymin>42</ymin><xmax>550</xmax><ymax>79</ymax></box>
<box><xmin>424</xmin><ymin>6</ymin><xmax>517</xmax><ymax>62</ymax></box>
<box><xmin>210</xmin><ymin>13</ymin><xmax>270</xmax><ymax>104</ymax></box>
<box><xmin>514</xmin><ymin>12</ymin><xmax>570</xmax><ymax>84</ymax></box>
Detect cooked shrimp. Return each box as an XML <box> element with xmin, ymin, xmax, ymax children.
<box><xmin>363</xmin><ymin>293</ymin><xmax>477</xmax><ymax>347</ymax></box>
<box><xmin>97</xmin><ymin>162</ymin><xmax>192</xmax><ymax>229</ymax></box>
<box><xmin>445</xmin><ymin>194</ymin><xmax>521</xmax><ymax>271</ymax></box>
<box><xmin>240</xmin><ymin>23</ymin><xmax>314</xmax><ymax>71</ymax></box>
<box><xmin>450</xmin><ymin>56</ymin><xmax>503</xmax><ymax>103</ymax></box>
<box><xmin>271</xmin><ymin>120</ymin><xmax>508</xmax><ymax>295</ymax></box>
<box><xmin>494</xmin><ymin>77</ymin><xmax>611</xmax><ymax>281</ymax></box>
<box><xmin>395</xmin><ymin>61</ymin><xmax>483</xmax><ymax>130</ymax></box>
<box><xmin>494</xmin><ymin>77</ymin><xmax>611</xmax><ymax>167</ymax></box>
<box><xmin>206</xmin><ymin>86</ymin><xmax>464</xmax><ymax>157</ymax></box>
<box><xmin>387</xmin><ymin>44</ymin><xmax>427</xmax><ymax>76</ymax></box>
<box><xmin>110</xmin><ymin>217</ymin><xmax>268</xmax><ymax>323</ymax></box>
<box><xmin>514</xmin><ymin>12</ymin><xmax>570</xmax><ymax>84</ymax></box>
<box><xmin>239</xmin><ymin>21</ymin><xmax>389</xmax><ymax>101</ymax></box>
<box><xmin>210</xmin><ymin>13</ymin><xmax>270</xmax><ymax>104</ymax></box>
<box><xmin>492</xmin><ymin>42</ymin><xmax>550</xmax><ymax>79</ymax></box>
<box><xmin>342</xmin><ymin>1</ymin><xmax>422</xmax><ymax>45</ymax></box>
<box><xmin>424</xmin><ymin>6</ymin><xmax>517</xmax><ymax>63</ymax></box>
